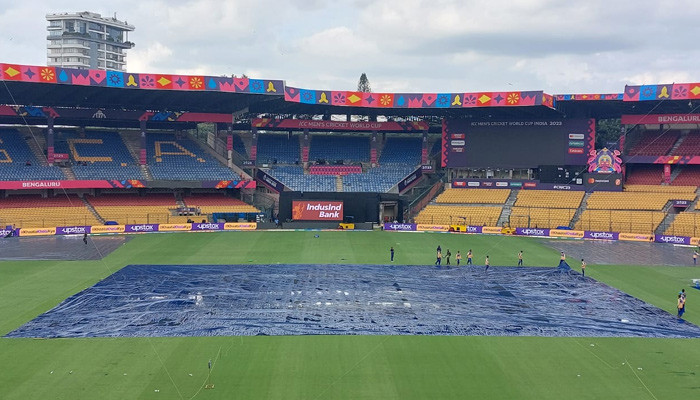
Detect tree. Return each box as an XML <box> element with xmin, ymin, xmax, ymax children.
<box><xmin>595</xmin><ymin>118</ymin><xmax>622</xmax><ymax>150</ymax></box>
<box><xmin>357</xmin><ymin>73</ymin><xmax>372</xmax><ymax>93</ymax></box>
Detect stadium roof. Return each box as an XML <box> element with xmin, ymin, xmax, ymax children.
<box><xmin>2</xmin><ymin>63</ymin><xmax>700</xmax><ymax>124</ymax></box>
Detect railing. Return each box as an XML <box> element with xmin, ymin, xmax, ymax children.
<box><xmin>4</xmin><ymin>214</ymin><xmax>201</xmax><ymax>228</ymax></box>
<box><xmin>405</xmin><ymin>178</ymin><xmax>444</xmax><ymax>221</ymax></box>
<box><xmin>415</xmin><ymin>216</ymin><xmax>499</xmax><ymax>226</ymax></box>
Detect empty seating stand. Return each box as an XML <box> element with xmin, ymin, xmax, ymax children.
<box><xmin>309</xmin><ymin>165</ymin><xmax>362</xmax><ymax>175</ymax></box>
<box><xmin>86</xmin><ymin>193</ymin><xmax>187</xmax><ymax>225</ymax></box>
<box><xmin>0</xmin><ymin>129</ymin><xmax>65</xmax><ymax>180</ymax></box>
<box><xmin>146</xmin><ymin>133</ymin><xmax>240</xmax><ymax>180</ymax></box>
<box><xmin>0</xmin><ymin>194</ymin><xmax>98</xmax><ymax>228</ymax></box>
<box><xmin>627</xmin><ymin>130</ymin><xmax>679</xmax><ymax>156</ymax></box>
<box><xmin>53</xmin><ymin>130</ymin><xmax>144</xmax><ymax>180</ymax></box>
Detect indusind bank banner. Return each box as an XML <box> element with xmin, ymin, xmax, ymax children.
<box><xmin>292</xmin><ymin>201</ymin><xmax>344</xmax><ymax>221</ymax></box>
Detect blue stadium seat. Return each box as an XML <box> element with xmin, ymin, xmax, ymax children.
<box><xmin>53</xmin><ymin>130</ymin><xmax>144</xmax><ymax>180</ymax></box>
<box><xmin>0</xmin><ymin>129</ymin><xmax>65</xmax><ymax>180</ymax></box>
<box><xmin>146</xmin><ymin>133</ymin><xmax>240</xmax><ymax>180</ymax></box>
<box><xmin>309</xmin><ymin>136</ymin><xmax>370</xmax><ymax>162</ymax></box>
<box><xmin>256</xmin><ymin>134</ymin><xmax>299</xmax><ymax>164</ymax></box>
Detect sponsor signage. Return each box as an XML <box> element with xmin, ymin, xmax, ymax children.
<box><xmin>398</xmin><ymin>168</ymin><xmax>423</xmax><ymax>192</ymax></box>
<box><xmin>223</xmin><ymin>222</ymin><xmax>257</xmax><ymax>230</ymax></box>
<box><xmin>53</xmin><ymin>153</ymin><xmax>70</xmax><ymax>160</ymax></box>
<box><xmin>568</xmin><ymin>140</ymin><xmax>584</xmax><ymax>147</ymax></box>
<box><xmin>692</xmin><ymin>237</ymin><xmax>700</xmax><ymax>246</ymax></box>
<box><xmin>56</xmin><ymin>226</ymin><xmax>91</xmax><ymax>235</ymax></box>
<box><xmin>621</xmin><ymin>114</ymin><xmax>700</xmax><ymax>125</ymax></box>
<box><xmin>292</xmin><ymin>201</ymin><xmax>343</xmax><ymax>221</ymax></box>
<box><xmin>673</xmin><ymin>200</ymin><xmax>691</xmax><ymax>208</ymax></box>
<box><xmin>242</xmin><ymin>160</ymin><xmax>255</xmax><ymax>166</ymax></box>
<box><xmin>421</xmin><ymin>164</ymin><xmax>433</xmax><ymax>171</ymax></box>
<box><xmin>451</xmin><ymin>133</ymin><xmax>465</xmax><ymax>139</ymax></box>
<box><xmin>515</xmin><ymin>227</ymin><xmax>551</xmax><ymax>237</ymax></box>
<box><xmin>568</xmin><ymin>148</ymin><xmax>584</xmax><ymax>154</ymax></box>
<box><xmin>465</xmin><ymin>225</ymin><xmax>483</xmax><ymax>234</ymax></box>
<box><xmin>584</xmin><ymin>231</ymin><xmax>619</xmax><ymax>240</ymax></box>
<box><xmin>482</xmin><ymin>226</ymin><xmax>504</xmax><ymax>234</ymax></box>
<box><xmin>549</xmin><ymin>229</ymin><xmax>584</xmax><ymax>238</ymax></box>
<box><xmin>416</xmin><ymin>224</ymin><xmax>450</xmax><ymax>232</ymax></box>
<box><xmin>158</xmin><ymin>224</ymin><xmax>192</xmax><ymax>232</ymax></box>
<box><xmin>252</xmin><ymin>118</ymin><xmax>429</xmax><ymax>132</ymax></box>
<box><xmin>451</xmin><ymin>147</ymin><xmax>464</xmax><ymax>153</ymax></box>
<box><xmin>18</xmin><ymin>227</ymin><xmax>56</xmax><ymax>237</ymax></box>
<box><xmin>583</xmin><ymin>173</ymin><xmax>623</xmax><ymax>192</ymax></box>
<box><xmin>191</xmin><ymin>223</ymin><xmax>225</xmax><ymax>231</ymax></box>
<box><xmin>618</xmin><ymin>233</ymin><xmax>653</xmax><ymax>242</ymax></box>
<box><xmin>467</xmin><ymin>181</ymin><xmax>480</xmax><ymax>187</ymax></box>
<box><xmin>568</xmin><ymin>133</ymin><xmax>585</xmax><ymax>140</ymax></box>
<box><xmin>256</xmin><ymin>169</ymin><xmax>286</xmax><ymax>193</ymax></box>
<box><xmin>452</xmin><ymin>181</ymin><xmax>467</xmax><ymax>187</ymax></box>
<box><xmin>125</xmin><ymin>224</ymin><xmax>159</xmax><ymax>233</ymax></box>
<box><xmin>495</xmin><ymin>182</ymin><xmax>508</xmax><ymax>187</ymax></box>
<box><xmin>451</xmin><ymin>140</ymin><xmax>466</xmax><ymax>146</ymax></box>
<box><xmin>654</xmin><ymin>235</ymin><xmax>691</xmax><ymax>245</ymax></box>
<box><xmin>0</xmin><ymin>228</ymin><xmax>15</xmax><ymax>238</ymax></box>
<box><xmin>509</xmin><ymin>182</ymin><xmax>523</xmax><ymax>187</ymax></box>
<box><xmin>383</xmin><ymin>223</ymin><xmax>417</xmax><ymax>231</ymax></box>
<box><xmin>91</xmin><ymin>225</ymin><xmax>126</xmax><ymax>234</ymax></box>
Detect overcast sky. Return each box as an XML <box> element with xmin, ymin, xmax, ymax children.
<box><xmin>1</xmin><ymin>0</ymin><xmax>698</xmax><ymax>94</ymax></box>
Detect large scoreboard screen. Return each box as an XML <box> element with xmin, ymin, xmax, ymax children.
<box><xmin>441</xmin><ymin>119</ymin><xmax>595</xmax><ymax>168</ymax></box>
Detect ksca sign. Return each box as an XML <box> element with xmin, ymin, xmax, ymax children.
<box><xmin>292</xmin><ymin>201</ymin><xmax>344</xmax><ymax>221</ymax></box>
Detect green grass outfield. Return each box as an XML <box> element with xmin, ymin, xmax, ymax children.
<box><xmin>1</xmin><ymin>231</ymin><xmax>698</xmax><ymax>399</ymax></box>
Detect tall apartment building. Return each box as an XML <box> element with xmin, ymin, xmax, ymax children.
<box><xmin>46</xmin><ymin>11</ymin><xmax>135</xmax><ymax>71</ymax></box>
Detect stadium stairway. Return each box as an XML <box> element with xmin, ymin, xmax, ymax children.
<box><xmin>668</xmin><ymin>131</ymin><xmax>688</xmax><ymax>155</ymax></box>
<box><xmin>185</xmin><ymin>131</ymin><xmax>252</xmax><ymax>180</ymax></box>
<box><xmin>120</xmin><ymin>132</ymin><xmax>154</xmax><ymax>180</ymax></box>
<box><xmin>669</xmin><ymin>166</ymin><xmax>684</xmax><ymax>183</ymax></box>
<box><xmin>81</xmin><ymin>196</ymin><xmax>106</xmax><ymax>224</ymax></box>
<box><xmin>497</xmin><ymin>189</ymin><xmax>519</xmax><ymax>226</ymax></box>
<box><xmin>656</xmin><ymin>211</ymin><xmax>679</xmax><ymax>234</ymax></box>
<box><xmin>336</xmin><ymin>175</ymin><xmax>344</xmax><ymax>192</ymax></box>
<box><xmin>569</xmin><ymin>192</ymin><xmax>592</xmax><ymax>228</ymax></box>
<box><xmin>25</xmin><ymin>134</ymin><xmax>48</xmax><ymax>166</ymax></box>
<box><xmin>60</xmin><ymin>166</ymin><xmax>76</xmax><ymax>180</ymax></box>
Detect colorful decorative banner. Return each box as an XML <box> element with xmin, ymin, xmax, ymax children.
<box><xmin>251</xmin><ymin>118</ymin><xmax>429</xmax><ymax>132</ymax></box>
<box><xmin>203</xmin><ymin>180</ymin><xmax>257</xmax><ymax>189</ymax></box>
<box><xmin>0</xmin><ymin>180</ymin><xmax>145</xmax><ymax>190</ymax></box>
<box><xmin>555</xmin><ymin>93</ymin><xmax>623</xmax><ymax>101</ymax></box>
<box><xmin>0</xmin><ymin>63</ymin><xmax>283</xmax><ymax>95</ymax></box>
<box><xmin>623</xmin><ymin>155</ymin><xmax>700</xmax><ymax>165</ymax></box>
<box><xmin>285</xmin><ymin>87</ymin><xmax>551</xmax><ymax>109</ymax></box>
<box><xmin>624</xmin><ymin>83</ymin><xmax>700</xmax><ymax>102</ymax></box>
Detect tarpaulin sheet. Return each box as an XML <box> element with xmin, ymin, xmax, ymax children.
<box><xmin>6</xmin><ymin>264</ymin><xmax>699</xmax><ymax>338</ymax></box>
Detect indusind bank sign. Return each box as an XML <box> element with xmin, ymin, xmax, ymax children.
<box><xmin>292</xmin><ymin>201</ymin><xmax>344</xmax><ymax>221</ymax></box>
